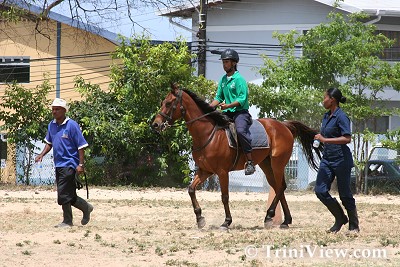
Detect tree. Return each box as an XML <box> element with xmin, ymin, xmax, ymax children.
<box><xmin>70</xmin><ymin>38</ymin><xmax>216</xmax><ymax>186</ymax></box>
<box><xmin>0</xmin><ymin>78</ymin><xmax>52</xmax><ymax>184</ymax></box>
<box><xmin>252</xmin><ymin>11</ymin><xmax>400</xmax><ymax>192</ymax></box>
<box><xmin>1</xmin><ymin>0</ymin><xmax>189</xmax><ymax>35</ymax></box>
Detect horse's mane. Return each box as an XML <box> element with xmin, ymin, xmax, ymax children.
<box><xmin>182</xmin><ymin>89</ymin><xmax>231</xmax><ymax>127</ymax></box>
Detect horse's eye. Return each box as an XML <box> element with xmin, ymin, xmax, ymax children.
<box><xmin>166</xmin><ymin>102</ymin><xmax>171</xmax><ymax>108</ymax></box>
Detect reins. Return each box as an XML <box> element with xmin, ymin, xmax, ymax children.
<box><xmin>191</xmin><ymin>125</ymin><xmax>218</xmax><ymax>152</ymax></box>
<box><xmin>185</xmin><ymin>110</ymin><xmax>218</xmax><ymax>125</ymax></box>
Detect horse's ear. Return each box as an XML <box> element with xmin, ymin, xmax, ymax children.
<box><xmin>170</xmin><ymin>82</ymin><xmax>179</xmax><ymax>93</ymax></box>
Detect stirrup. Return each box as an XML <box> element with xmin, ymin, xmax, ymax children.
<box><xmin>245</xmin><ymin>161</ymin><xmax>256</xmax><ymax>175</ymax></box>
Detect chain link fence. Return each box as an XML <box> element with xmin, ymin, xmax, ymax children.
<box><xmin>15</xmin><ymin>143</ymin><xmax>55</xmax><ymax>185</ymax></box>
<box><xmin>10</xmin><ymin>141</ymin><xmax>400</xmax><ymax>194</ymax></box>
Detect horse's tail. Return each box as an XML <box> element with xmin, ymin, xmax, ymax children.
<box><xmin>282</xmin><ymin>120</ymin><xmax>323</xmax><ymax>170</ymax></box>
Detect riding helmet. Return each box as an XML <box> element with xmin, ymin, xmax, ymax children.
<box><xmin>220</xmin><ymin>49</ymin><xmax>239</xmax><ymax>62</ymax></box>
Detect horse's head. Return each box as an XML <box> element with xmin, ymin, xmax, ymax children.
<box><xmin>151</xmin><ymin>83</ymin><xmax>186</xmax><ymax>132</ymax></box>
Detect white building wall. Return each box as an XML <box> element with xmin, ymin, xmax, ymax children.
<box><xmin>200</xmin><ymin>0</ymin><xmax>343</xmax><ymax>81</ymax></box>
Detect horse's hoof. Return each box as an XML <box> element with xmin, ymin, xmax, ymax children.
<box><xmin>219</xmin><ymin>225</ymin><xmax>229</xmax><ymax>231</ymax></box>
<box><xmin>197</xmin><ymin>216</ymin><xmax>206</xmax><ymax>229</ymax></box>
<box><xmin>280</xmin><ymin>224</ymin><xmax>289</xmax><ymax>229</ymax></box>
<box><xmin>264</xmin><ymin>219</ymin><xmax>273</xmax><ymax>229</ymax></box>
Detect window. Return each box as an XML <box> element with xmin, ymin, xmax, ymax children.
<box><xmin>377</xmin><ymin>31</ymin><xmax>400</xmax><ymax>61</ymax></box>
<box><xmin>353</xmin><ymin>116</ymin><xmax>389</xmax><ymax>134</ymax></box>
<box><xmin>0</xmin><ymin>57</ymin><xmax>30</xmax><ymax>83</ymax></box>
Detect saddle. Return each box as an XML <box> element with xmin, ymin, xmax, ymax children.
<box><xmin>225</xmin><ymin>119</ymin><xmax>270</xmax><ymax>150</ymax></box>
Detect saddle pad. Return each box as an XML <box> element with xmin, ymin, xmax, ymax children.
<box><xmin>226</xmin><ymin>119</ymin><xmax>269</xmax><ymax>149</ymax></box>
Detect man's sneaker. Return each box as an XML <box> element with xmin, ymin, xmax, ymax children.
<box><xmin>245</xmin><ymin>161</ymin><xmax>256</xmax><ymax>175</ymax></box>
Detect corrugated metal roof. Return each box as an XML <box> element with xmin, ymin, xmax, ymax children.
<box><xmin>160</xmin><ymin>0</ymin><xmax>400</xmax><ymax>17</ymax></box>
<box><xmin>314</xmin><ymin>0</ymin><xmax>400</xmax><ymax>16</ymax></box>
<box><xmin>5</xmin><ymin>0</ymin><xmax>121</xmax><ymax>44</ymax></box>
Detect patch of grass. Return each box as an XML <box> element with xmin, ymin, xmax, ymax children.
<box><xmin>225</xmin><ymin>249</ymin><xmax>235</xmax><ymax>255</ymax></box>
<box><xmin>165</xmin><ymin>259</ymin><xmax>198</xmax><ymax>266</ymax></box>
<box><xmin>155</xmin><ymin>246</ymin><xmax>165</xmax><ymax>256</ymax></box>
<box><xmin>16</xmin><ymin>242</ymin><xmax>24</xmax><ymax>247</ymax></box>
<box><xmin>249</xmin><ymin>259</ymin><xmax>263</xmax><ymax>267</ymax></box>
<box><xmin>169</xmin><ymin>245</ymin><xmax>179</xmax><ymax>252</ymax></box>
<box><xmin>380</xmin><ymin>237</ymin><xmax>399</xmax><ymax>247</ymax></box>
<box><xmin>67</xmin><ymin>242</ymin><xmax>75</xmax><ymax>247</ymax></box>
<box><xmin>53</xmin><ymin>240</ymin><xmax>61</xmax><ymax>244</ymax></box>
<box><xmin>83</xmin><ymin>230</ymin><xmax>91</xmax><ymax>237</ymax></box>
<box><xmin>101</xmin><ymin>241</ymin><xmax>116</xmax><ymax>248</ymax></box>
<box><xmin>21</xmin><ymin>250</ymin><xmax>32</xmax><ymax>256</ymax></box>
<box><xmin>94</xmin><ymin>233</ymin><xmax>102</xmax><ymax>241</ymax></box>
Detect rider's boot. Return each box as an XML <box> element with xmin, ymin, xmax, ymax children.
<box><xmin>244</xmin><ymin>153</ymin><xmax>256</xmax><ymax>175</ymax></box>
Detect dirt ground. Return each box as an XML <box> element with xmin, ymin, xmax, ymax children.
<box><xmin>0</xmin><ymin>185</ymin><xmax>399</xmax><ymax>267</ymax></box>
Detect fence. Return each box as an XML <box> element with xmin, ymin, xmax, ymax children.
<box><xmin>12</xmin><ymin>141</ymin><xmax>400</xmax><ymax>194</ymax></box>
<box><xmin>15</xmin><ymin>143</ymin><xmax>55</xmax><ymax>185</ymax></box>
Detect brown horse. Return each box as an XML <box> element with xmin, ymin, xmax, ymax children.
<box><xmin>152</xmin><ymin>84</ymin><xmax>322</xmax><ymax>229</ymax></box>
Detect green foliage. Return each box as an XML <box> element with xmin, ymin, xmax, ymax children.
<box><xmin>0</xmin><ymin>6</ymin><xmax>27</xmax><ymax>23</ymax></box>
<box><xmin>0</xmin><ymin>80</ymin><xmax>52</xmax><ymax>146</ymax></box>
<box><xmin>382</xmin><ymin>129</ymin><xmax>400</xmax><ymax>151</ymax></box>
<box><xmin>70</xmin><ymin>37</ymin><xmax>216</xmax><ymax>186</ymax></box>
<box><xmin>0</xmin><ymin>77</ymin><xmax>52</xmax><ymax>184</ymax></box>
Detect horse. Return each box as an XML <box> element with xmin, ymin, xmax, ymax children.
<box><xmin>152</xmin><ymin>83</ymin><xmax>322</xmax><ymax>230</ymax></box>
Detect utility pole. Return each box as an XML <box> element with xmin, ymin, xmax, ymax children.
<box><xmin>198</xmin><ymin>0</ymin><xmax>207</xmax><ymax>77</ymax></box>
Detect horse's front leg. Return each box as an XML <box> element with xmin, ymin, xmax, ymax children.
<box><xmin>188</xmin><ymin>170</ymin><xmax>212</xmax><ymax>229</ymax></box>
<box><xmin>218</xmin><ymin>171</ymin><xmax>232</xmax><ymax>230</ymax></box>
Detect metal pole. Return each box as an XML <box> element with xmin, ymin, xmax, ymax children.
<box><xmin>198</xmin><ymin>0</ymin><xmax>207</xmax><ymax>76</ymax></box>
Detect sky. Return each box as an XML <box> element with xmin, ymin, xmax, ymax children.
<box><xmin>110</xmin><ymin>11</ymin><xmax>193</xmax><ymax>41</ymax></box>
<box><xmin>55</xmin><ymin>3</ymin><xmax>193</xmax><ymax>42</ymax></box>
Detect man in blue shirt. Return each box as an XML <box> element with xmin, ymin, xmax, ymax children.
<box><xmin>35</xmin><ymin>98</ymin><xmax>93</xmax><ymax>228</ymax></box>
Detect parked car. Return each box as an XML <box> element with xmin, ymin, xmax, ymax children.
<box><xmin>362</xmin><ymin>159</ymin><xmax>400</xmax><ymax>191</ymax></box>
<box><xmin>308</xmin><ymin>159</ymin><xmax>400</xmax><ymax>193</ymax></box>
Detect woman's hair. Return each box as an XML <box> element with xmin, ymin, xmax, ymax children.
<box><xmin>327</xmin><ymin>87</ymin><xmax>346</xmax><ymax>104</ymax></box>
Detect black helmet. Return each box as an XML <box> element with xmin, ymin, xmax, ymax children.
<box><xmin>220</xmin><ymin>49</ymin><xmax>239</xmax><ymax>62</ymax></box>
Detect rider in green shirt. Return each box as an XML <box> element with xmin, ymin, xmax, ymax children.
<box><xmin>211</xmin><ymin>49</ymin><xmax>255</xmax><ymax>175</ymax></box>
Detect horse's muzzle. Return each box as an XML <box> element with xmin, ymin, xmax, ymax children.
<box><xmin>151</xmin><ymin>121</ymin><xmax>161</xmax><ymax>131</ymax></box>
<box><xmin>151</xmin><ymin>121</ymin><xmax>167</xmax><ymax>132</ymax></box>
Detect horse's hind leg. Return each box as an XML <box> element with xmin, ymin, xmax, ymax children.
<box><xmin>279</xmin><ymin>193</ymin><xmax>292</xmax><ymax>229</ymax></box>
<box><xmin>188</xmin><ymin>169</ymin><xmax>213</xmax><ymax>229</ymax></box>
<box><xmin>259</xmin><ymin>157</ymin><xmax>292</xmax><ymax>228</ymax></box>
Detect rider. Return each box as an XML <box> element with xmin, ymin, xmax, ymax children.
<box><xmin>210</xmin><ymin>48</ymin><xmax>255</xmax><ymax>175</ymax></box>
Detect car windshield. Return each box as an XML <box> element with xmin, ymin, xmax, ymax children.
<box><xmin>389</xmin><ymin>161</ymin><xmax>400</xmax><ymax>174</ymax></box>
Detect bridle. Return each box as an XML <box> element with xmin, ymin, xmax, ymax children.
<box><xmin>157</xmin><ymin>89</ymin><xmax>217</xmax><ymax>129</ymax></box>
<box><xmin>157</xmin><ymin>88</ymin><xmax>219</xmax><ymax>152</ymax></box>
<box><xmin>158</xmin><ymin>89</ymin><xmax>185</xmax><ymax>129</ymax></box>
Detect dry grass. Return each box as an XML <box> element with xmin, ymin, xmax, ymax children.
<box><xmin>0</xmin><ymin>185</ymin><xmax>399</xmax><ymax>267</ymax></box>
